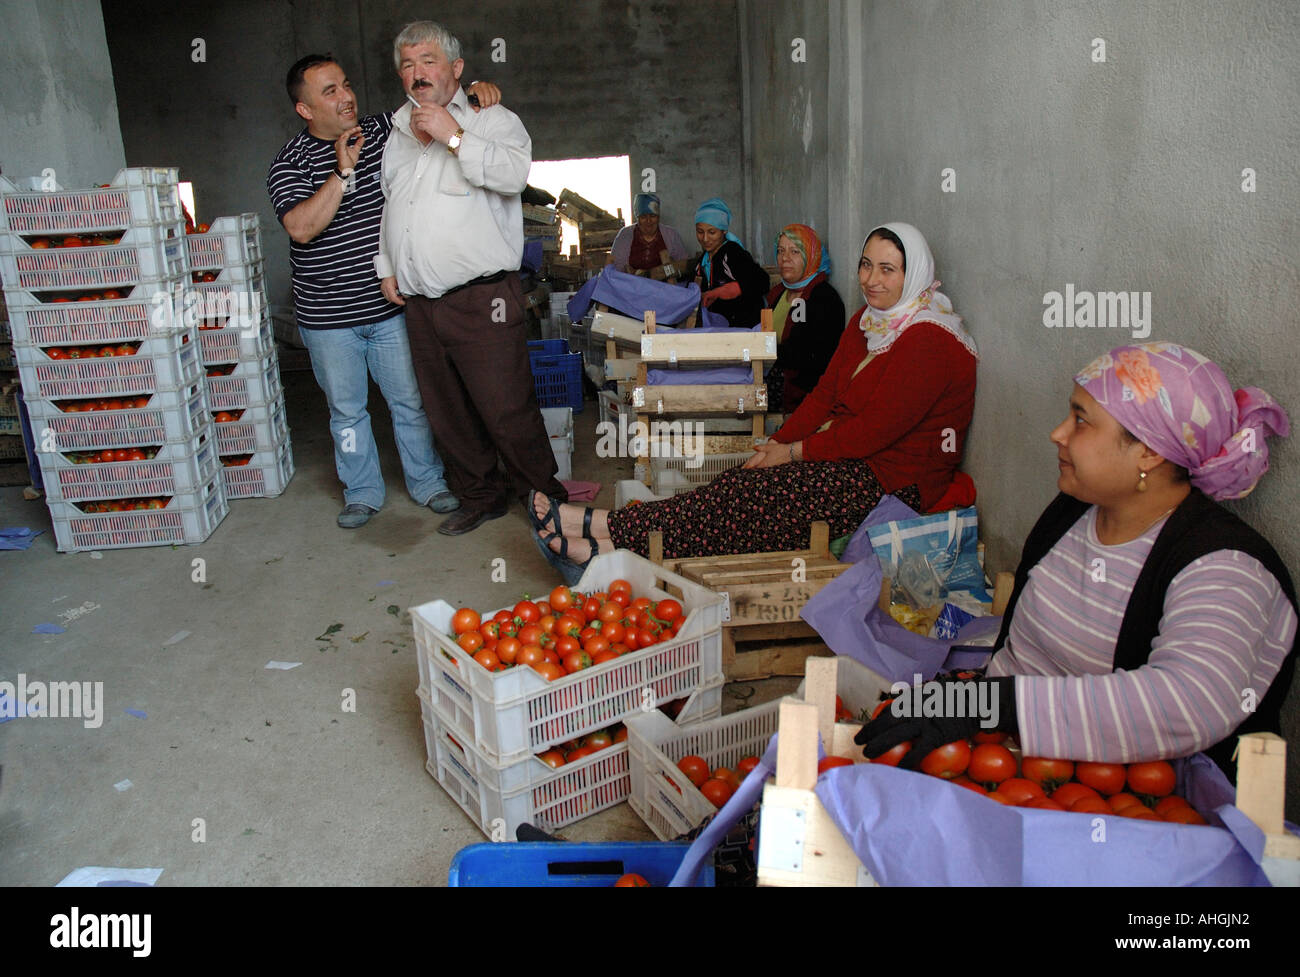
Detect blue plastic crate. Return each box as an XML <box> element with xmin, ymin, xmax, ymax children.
<box><xmin>448</xmin><ymin>841</ymin><xmax>714</xmax><ymax>887</ymax></box>
<box><xmin>527</xmin><ymin>338</ymin><xmax>570</xmax><ymax>361</ymax></box>
<box><xmin>531</xmin><ymin>350</ymin><xmax>584</xmax><ymax>414</ymax></box>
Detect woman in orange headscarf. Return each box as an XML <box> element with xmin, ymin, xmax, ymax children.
<box><xmin>765</xmin><ymin>224</ymin><xmax>845</xmax><ymax>413</ymax></box>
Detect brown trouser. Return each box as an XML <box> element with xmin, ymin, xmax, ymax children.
<box><xmin>404</xmin><ymin>275</ymin><xmax>566</xmax><ymax>512</ymax></box>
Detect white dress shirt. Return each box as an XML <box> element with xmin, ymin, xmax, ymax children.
<box><xmin>374</xmin><ymin>87</ymin><xmax>530</xmax><ymax>298</ymax></box>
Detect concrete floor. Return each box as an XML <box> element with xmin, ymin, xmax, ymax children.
<box><xmin>0</xmin><ymin>363</ymin><xmax>794</xmax><ymax>886</ymax></box>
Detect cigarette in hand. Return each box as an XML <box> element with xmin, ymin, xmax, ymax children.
<box><xmin>406</xmin><ymin>92</ymin><xmax>421</xmax><ymax>109</ymax></box>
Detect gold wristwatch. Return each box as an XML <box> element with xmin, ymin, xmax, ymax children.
<box><xmin>447</xmin><ymin>127</ymin><xmax>465</xmax><ymax>156</ymax></box>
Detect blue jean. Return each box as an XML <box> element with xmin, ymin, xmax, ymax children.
<box><xmin>299</xmin><ymin>312</ymin><xmax>449</xmax><ymax>510</ymax></box>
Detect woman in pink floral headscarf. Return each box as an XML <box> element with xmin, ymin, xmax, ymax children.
<box><xmin>858</xmin><ymin>342</ymin><xmax>1296</xmax><ymax>782</ymax></box>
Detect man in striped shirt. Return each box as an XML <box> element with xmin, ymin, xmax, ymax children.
<box><xmin>266</xmin><ymin>54</ymin><xmax>497</xmax><ymax>529</ymax></box>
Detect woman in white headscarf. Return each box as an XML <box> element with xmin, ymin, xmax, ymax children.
<box><xmin>531</xmin><ymin>222</ymin><xmax>979</xmax><ymax>565</ymax></box>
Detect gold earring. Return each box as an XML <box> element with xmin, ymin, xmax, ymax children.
<box><xmin>1136</xmin><ymin>470</ymin><xmax>1148</xmax><ymax>493</ymax></box>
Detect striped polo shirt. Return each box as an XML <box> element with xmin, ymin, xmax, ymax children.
<box><xmin>266</xmin><ymin>113</ymin><xmax>398</xmax><ymax>329</ymax></box>
<box><xmin>987</xmin><ymin>506</ymin><xmax>1296</xmax><ymax>763</ymax></box>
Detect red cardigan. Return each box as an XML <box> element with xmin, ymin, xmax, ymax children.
<box><xmin>774</xmin><ymin>314</ymin><xmax>976</xmax><ymax>510</ymax></box>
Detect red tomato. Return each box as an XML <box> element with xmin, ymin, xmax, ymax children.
<box><xmin>457</xmin><ymin>631</ymin><xmax>484</xmax><ymax>654</ymax></box>
<box><xmin>609</xmin><ymin>591</ymin><xmax>631</xmax><ymax>608</ymax></box>
<box><xmin>562</xmin><ymin>650</ymin><xmax>592</xmax><ymax>673</ymax></box>
<box><xmin>597</xmin><ymin>601</ymin><xmax>623</xmax><ymax>624</ymax></box>
<box><xmin>549</xmin><ymin>586</ymin><xmax>575</xmax><ymax>612</ymax></box>
<box><xmin>535</xmin><ymin>601</ymin><xmax>552</xmax><ymax>617</ymax></box>
<box><xmin>817</xmin><ymin>756</ymin><xmax>854</xmax><ymax>774</ymax></box>
<box><xmin>1161</xmin><ymin>806</ymin><xmax>1207</xmax><ymax>826</ymax></box>
<box><xmin>516</xmin><ymin>644</ymin><xmax>546</xmax><ymax>667</ymax></box>
<box><xmin>1068</xmin><ymin>796</ymin><xmax>1113</xmax><ymax>815</ymax></box>
<box><xmin>919</xmin><ymin>740</ymin><xmax>971</xmax><ymax>780</ymax></box>
<box><xmin>536</xmin><ymin>614</ymin><xmax>556</xmax><ymax>635</ymax></box>
<box><xmin>677</xmin><ymin>755</ymin><xmax>710</xmax><ymax>788</ymax></box>
<box><xmin>950</xmin><ymin>776</ymin><xmax>990</xmax><ymax>795</ymax></box>
<box><xmin>985</xmin><ymin>791</ymin><xmax>1015</xmax><ymax>805</ymax></box>
<box><xmin>612</xmin><ymin>726</ymin><xmax>628</xmax><ymax>743</ymax></box>
<box><xmin>1126</xmin><ymin>761</ymin><xmax>1176</xmax><ymax>799</ymax></box>
<box><xmin>516</xmin><ymin>624</ymin><xmax>544</xmax><ymax>646</ymax></box>
<box><xmin>513</xmin><ymin>600</ymin><xmax>539</xmax><ymax>624</ymax></box>
<box><xmin>1120</xmin><ymin>807</ymin><xmax>1162</xmax><ymax>821</ymax></box>
<box><xmin>973</xmin><ymin>730</ymin><xmax>1008</xmax><ymax>745</ymax></box>
<box><xmin>736</xmin><ymin>756</ymin><xmax>760</xmax><ymax>776</ymax></box>
<box><xmin>1025</xmin><ymin>797</ymin><xmax>1067</xmax><ymax>811</ymax></box>
<box><xmin>472</xmin><ymin>647</ymin><xmax>499</xmax><ymax>670</ymax></box>
<box><xmin>601</xmin><ymin>621</ymin><xmax>626</xmax><ymax>644</ymax></box>
<box><xmin>995</xmin><ymin>777</ymin><xmax>1046</xmax><ymax>806</ymax></box>
<box><xmin>1075</xmin><ymin>762</ymin><xmax>1127</xmax><ymax>796</ymax></box>
<box><xmin>1154</xmin><ymin>795</ymin><xmax>1193</xmax><ymax>816</ymax></box>
<box><xmin>590</xmin><ymin>649</ymin><xmax>618</xmax><ymax>665</ymax></box>
<box><xmin>566</xmin><ymin>745</ymin><xmax>595</xmax><ymax>761</ymax></box>
<box><xmin>1051</xmin><ymin>782</ymin><xmax>1102</xmax><ymax>809</ymax></box>
<box><xmin>555</xmin><ymin>614</ymin><xmax>584</xmax><ymax>638</ymax></box>
<box><xmin>582</xmin><ymin>597</ymin><xmax>602</xmax><ymax>622</ymax></box>
<box><xmin>967</xmin><ymin>744</ymin><xmax>1017</xmax><ymax>786</ymax></box>
<box><xmin>479</xmin><ymin>621</ymin><xmax>500</xmax><ymax>642</ymax></box>
<box><xmin>1108</xmin><ymin>792</ymin><xmax>1145</xmax><ymax>813</ymax></box>
<box><xmin>450</xmin><ymin>607</ymin><xmax>481</xmax><ymax>635</ymax></box>
<box><xmin>614</xmin><ymin>873</ymin><xmax>650</xmax><ymax>887</ymax></box>
<box><xmin>608</xmin><ymin>579</ymin><xmax>633</xmax><ymax>597</ymax></box>
<box><xmin>554</xmin><ymin>636</ymin><xmax>579</xmax><ymax>657</ymax></box>
<box><xmin>532</xmin><ymin>661</ymin><xmax>565</xmax><ymax>682</ymax></box>
<box><xmin>654</xmin><ymin>598</ymin><xmax>683</xmax><ymax>624</ymax></box>
<box><xmin>585</xmin><ymin>730</ymin><xmax>613</xmax><ymax>751</ymax></box>
<box><xmin>699</xmin><ymin>778</ymin><xmax>733</xmax><ymax>809</ymax></box>
<box><xmin>583</xmin><ymin>635</ymin><xmax>610</xmax><ymax>657</ymax></box>
<box><xmin>870</xmin><ymin>740</ymin><xmax>913</xmax><ymax>767</ymax></box>
<box><xmin>538</xmin><ymin>749</ymin><xmax>566</xmax><ymax>769</ymax></box>
<box><xmin>496</xmin><ymin>637</ymin><xmax>521</xmax><ymax>664</ymax></box>
<box><xmin>871</xmin><ymin>698</ymin><xmax>894</xmax><ymax>720</ymax></box>
<box><xmin>493</xmin><ymin>609</ymin><xmax>514</xmax><ymax>626</ymax></box>
<box><xmin>1021</xmin><ymin>757</ymin><xmax>1076</xmax><ymax>793</ymax></box>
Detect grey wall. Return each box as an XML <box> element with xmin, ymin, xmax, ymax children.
<box><xmin>100</xmin><ymin>0</ymin><xmax>745</xmax><ymax>313</ymax></box>
<box><xmin>743</xmin><ymin>0</ymin><xmax>1300</xmax><ymax>815</ymax></box>
<box><xmin>0</xmin><ymin>0</ymin><xmax>125</xmax><ymax>189</ymax></box>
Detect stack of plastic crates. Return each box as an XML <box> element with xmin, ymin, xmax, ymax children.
<box><xmin>409</xmin><ymin>551</ymin><xmax>727</xmax><ymax>840</ymax></box>
<box><xmin>188</xmin><ymin>214</ymin><xmax>294</xmax><ymax>500</ymax></box>
<box><xmin>528</xmin><ymin>338</ymin><xmax>584</xmax><ymax>413</ymax></box>
<box><xmin>0</xmin><ymin>168</ymin><xmax>229</xmax><ymax>552</ymax></box>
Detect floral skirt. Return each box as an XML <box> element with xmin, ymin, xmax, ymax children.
<box><xmin>606</xmin><ymin>459</ymin><xmax>920</xmax><ymax>560</ymax></box>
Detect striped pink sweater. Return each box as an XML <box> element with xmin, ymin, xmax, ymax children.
<box><xmin>986</xmin><ymin>507</ymin><xmax>1296</xmax><ymax>763</ymax></box>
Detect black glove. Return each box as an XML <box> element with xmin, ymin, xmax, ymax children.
<box><xmin>853</xmin><ymin>676</ymin><xmax>1018</xmax><ymax>771</ymax></box>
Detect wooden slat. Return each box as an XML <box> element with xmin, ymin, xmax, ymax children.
<box><xmin>805</xmin><ymin>657</ymin><xmax>838</xmax><ymax>756</ymax></box>
<box><xmin>723</xmin><ymin>639</ymin><xmax>829</xmax><ymax>681</ymax></box>
<box><xmin>757</xmin><ymin>785</ymin><xmax>866</xmax><ymax>886</ymax></box>
<box><xmin>775</xmin><ymin>700</ymin><xmax>819</xmax><ymax>790</ymax></box>
<box><xmin>639</xmin><ymin>331</ymin><xmax>777</xmax><ymax>364</ymax></box>
<box><xmin>727</xmin><ymin>621</ymin><xmax>818</xmax><ymax>641</ymax></box>
<box><xmin>633</xmin><ymin>383</ymin><xmax>767</xmax><ymax>413</ymax></box>
<box><xmin>992</xmin><ymin>572</ymin><xmax>1014</xmax><ymax>616</ymax></box>
<box><xmin>1235</xmin><ymin>732</ymin><xmax>1286</xmax><ymax>835</ymax></box>
<box><xmin>591</xmin><ymin>309</ymin><xmax>646</xmax><ymax>343</ymax></box>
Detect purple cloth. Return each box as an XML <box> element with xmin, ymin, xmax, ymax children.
<box><xmin>1076</xmin><ymin>343</ymin><xmax>1289</xmax><ymax>501</ymax></box>
<box><xmin>840</xmin><ymin>495</ymin><xmax>921</xmax><ymax>564</ymax></box>
<box><xmin>522</xmin><ymin>241</ymin><xmax>543</xmax><ymax>273</ymax></box>
<box><xmin>802</xmin><ymin>558</ymin><xmax>956</xmax><ymax>682</ymax></box>
<box><xmin>814</xmin><ymin>752</ymin><xmax>1273</xmax><ymax>885</ymax></box>
<box><xmin>567</xmin><ymin>267</ymin><xmax>702</xmax><ymax>325</ymax></box>
<box><xmin>646</xmin><ymin>366</ymin><xmax>754</xmax><ymax>386</ymax></box>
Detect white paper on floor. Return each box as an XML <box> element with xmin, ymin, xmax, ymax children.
<box><xmin>265</xmin><ymin>661</ymin><xmax>302</xmax><ymax>670</ymax></box>
<box><xmin>162</xmin><ymin>630</ymin><xmax>191</xmax><ymax>646</ymax></box>
<box><xmin>114</xmin><ymin>779</ymin><xmax>132</xmax><ymax>791</ymax></box>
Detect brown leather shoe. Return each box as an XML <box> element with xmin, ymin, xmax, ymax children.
<box><xmin>437</xmin><ymin>505</ymin><xmax>508</xmax><ymax>536</ymax></box>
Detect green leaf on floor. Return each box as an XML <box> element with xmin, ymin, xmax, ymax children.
<box><xmin>386</xmin><ymin>605</ymin><xmax>400</xmax><ymax>617</ymax></box>
<box><xmin>316</xmin><ymin>623</ymin><xmax>343</xmax><ymax>641</ymax></box>
<box><xmin>350</xmin><ymin>632</ymin><xmax>368</xmax><ymax>643</ymax></box>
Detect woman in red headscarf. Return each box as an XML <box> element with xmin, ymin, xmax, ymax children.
<box><xmin>765</xmin><ymin>224</ymin><xmax>845</xmax><ymax>413</ymax></box>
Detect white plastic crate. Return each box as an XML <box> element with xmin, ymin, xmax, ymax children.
<box><xmin>221</xmin><ymin>433</ymin><xmax>294</xmax><ymax>500</ymax></box>
<box><xmin>24</xmin><ymin>380</ymin><xmax>208</xmax><ymax>452</ymax></box>
<box><xmin>49</xmin><ymin>469</ymin><xmax>229</xmax><ymax>553</ymax></box>
<box><xmin>199</xmin><ymin>311</ymin><xmax>274</xmax><ymax>366</ymax></box>
<box><xmin>613</xmin><ymin>479</ymin><xmax>669</xmax><ymax>509</ymax></box>
<box><xmin>626</xmin><ymin>702</ymin><xmax>782</xmax><ymax>841</ymax></box>
<box><xmin>541</xmin><ymin>406</ymin><xmax>573</xmax><ymax>481</ymax></box>
<box><xmin>650</xmin><ymin>451</ymin><xmax>749</xmax><ymax>496</ymax></box>
<box><xmin>597</xmin><ymin>389</ymin><xmax>637</xmax><ymax>430</ymax></box>
<box><xmin>419</xmin><ymin>687</ymin><xmax>631</xmax><ymax>839</ymax></box>
<box><xmin>184</xmin><ymin>214</ymin><xmax>262</xmax><ymax>271</ymax></box>
<box><xmin>411</xmin><ymin>550</ymin><xmax>726</xmax><ymax>764</ymax></box>
<box><xmin>189</xmin><ymin>275</ymin><xmax>267</xmax><ymax>330</ymax></box>
<box><xmin>189</xmin><ymin>258</ymin><xmax>263</xmax><ymax>285</ymax></box>
<box><xmin>0</xmin><ymin>224</ymin><xmax>188</xmax><ymax>292</ymax></box>
<box><xmin>3</xmin><ymin>279</ymin><xmax>188</xmax><ymax>345</ymax></box>
<box><xmin>15</xmin><ymin>329</ymin><xmax>200</xmax><ymax>400</ymax></box>
<box><xmin>204</xmin><ymin>352</ymin><xmax>282</xmax><ymax>411</ymax></box>
<box><xmin>41</xmin><ymin>427</ymin><xmax>219</xmax><ymax>503</ymax></box>
<box><xmin>214</xmin><ymin>396</ymin><xmax>288</xmax><ymax>455</ymax></box>
<box><xmin>0</xmin><ymin>168</ymin><xmax>182</xmax><ymax>235</ymax></box>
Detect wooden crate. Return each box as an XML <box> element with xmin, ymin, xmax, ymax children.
<box><xmin>756</xmin><ymin>659</ymin><xmax>1300</xmax><ymax>886</ymax></box>
<box><xmin>650</xmin><ymin>521</ymin><xmax>849</xmax><ymax>681</ymax></box>
<box><xmin>557</xmin><ymin>189</ymin><xmax>616</xmax><ymax>223</ymax></box>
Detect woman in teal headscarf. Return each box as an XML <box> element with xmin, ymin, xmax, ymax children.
<box><xmin>692</xmin><ymin>197</ymin><xmax>769</xmax><ymax>328</ymax></box>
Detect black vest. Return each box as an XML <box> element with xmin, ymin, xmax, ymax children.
<box><xmin>991</xmin><ymin>489</ymin><xmax>1297</xmax><ymax>781</ymax></box>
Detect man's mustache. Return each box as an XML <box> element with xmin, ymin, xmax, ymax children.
<box><xmin>412</xmin><ymin>80</ymin><xmax>432</xmax><ymax>89</ymax></box>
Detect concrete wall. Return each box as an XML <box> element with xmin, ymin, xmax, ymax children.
<box><xmin>100</xmin><ymin>0</ymin><xmax>745</xmax><ymax>312</ymax></box>
<box><xmin>742</xmin><ymin>0</ymin><xmax>1300</xmax><ymax>814</ymax></box>
<box><xmin>0</xmin><ymin>0</ymin><xmax>125</xmax><ymax>189</ymax></box>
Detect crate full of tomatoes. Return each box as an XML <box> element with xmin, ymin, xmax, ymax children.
<box><xmin>0</xmin><ymin>169</ymin><xmax>183</xmax><ymax>236</ymax></box>
<box><xmin>24</xmin><ymin>380</ymin><xmax>209</xmax><ymax>453</ymax></box>
<box><xmin>786</xmin><ymin>655</ymin><xmax>1279</xmax><ymax>886</ymax></box>
<box><xmin>626</xmin><ymin>698</ymin><xmax>781</xmax><ymax>841</ymax></box>
<box><xmin>14</xmin><ymin>327</ymin><xmax>200</xmax><ymax>401</ymax></box>
<box><xmin>41</xmin><ymin>426</ymin><xmax>219</xmax><ymax>504</ymax></box>
<box><xmin>184</xmin><ymin>213</ymin><xmax>262</xmax><ymax>274</ymax></box>
<box><xmin>48</xmin><ymin>468</ymin><xmax>228</xmax><ymax>553</ymax></box>
<box><xmin>220</xmin><ymin>432</ymin><xmax>294</xmax><ymax>500</ymax></box>
<box><xmin>411</xmin><ymin>551</ymin><xmax>726</xmax><ymax>766</ymax></box>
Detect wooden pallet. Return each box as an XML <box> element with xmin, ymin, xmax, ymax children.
<box><xmin>650</xmin><ymin>521</ymin><xmax>850</xmax><ymax>681</ymax></box>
